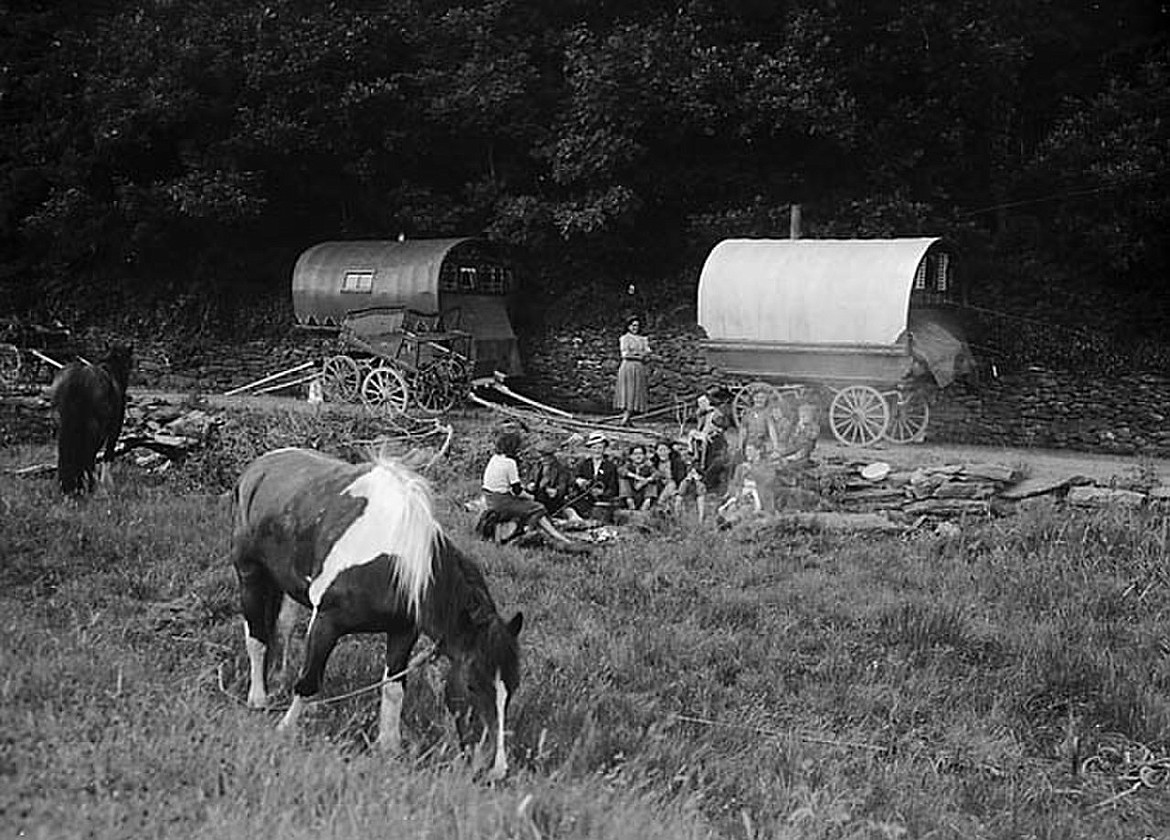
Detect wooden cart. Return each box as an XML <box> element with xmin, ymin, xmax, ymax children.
<box><xmin>318</xmin><ymin>307</ymin><xmax>473</xmax><ymax>415</ymax></box>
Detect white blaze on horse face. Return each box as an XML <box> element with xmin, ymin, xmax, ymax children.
<box><xmin>307</xmin><ymin>463</ymin><xmax>438</xmax><ymax>615</ymax></box>
<box><xmin>488</xmin><ymin>671</ymin><xmax>509</xmax><ymax>780</ymax></box>
<box><xmin>275</xmin><ymin>596</ymin><xmax>300</xmax><ymax>680</ymax></box>
<box><xmin>376</xmin><ymin>669</ymin><xmax>404</xmax><ymax>752</ymax></box>
<box><xmin>243</xmin><ymin>622</ymin><xmax>268</xmax><ymax>709</ymax></box>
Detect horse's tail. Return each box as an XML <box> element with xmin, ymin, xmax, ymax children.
<box><xmin>52</xmin><ymin>365</ymin><xmax>96</xmax><ymax>494</ymax></box>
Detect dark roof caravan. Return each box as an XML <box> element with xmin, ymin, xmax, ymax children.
<box><xmin>292</xmin><ymin>238</ymin><xmax>522</xmax><ymax>376</ymax></box>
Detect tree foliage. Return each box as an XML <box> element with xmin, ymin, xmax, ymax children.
<box><xmin>1</xmin><ymin>0</ymin><xmax>1166</xmax><ymax>332</ymax></box>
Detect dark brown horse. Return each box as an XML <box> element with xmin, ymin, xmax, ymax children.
<box><xmin>231</xmin><ymin>447</ymin><xmax>523</xmax><ymax>779</ymax></box>
<box><xmin>50</xmin><ymin>344</ymin><xmax>133</xmax><ymax>495</ymax></box>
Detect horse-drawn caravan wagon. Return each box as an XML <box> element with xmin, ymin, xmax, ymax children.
<box><xmin>698</xmin><ymin>237</ymin><xmax>974</xmax><ymax>445</ymax></box>
<box><xmin>293</xmin><ymin>238</ymin><xmax>523</xmax><ymax>415</ymax></box>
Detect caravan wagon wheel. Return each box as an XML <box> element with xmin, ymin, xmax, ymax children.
<box><xmin>413</xmin><ymin>357</ymin><xmax>469</xmax><ymax>414</ymax></box>
<box><xmin>321</xmin><ymin>354</ymin><xmax>361</xmax><ymax>403</ymax></box>
<box><xmin>828</xmin><ymin>385</ymin><xmax>890</xmax><ymax>446</ymax></box>
<box><xmin>360</xmin><ymin>365</ymin><xmax>410</xmax><ymax>416</ymax></box>
<box><xmin>884</xmin><ymin>390</ymin><xmax>930</xmax><ymax>443</ymax></box>
<box><xmin>0</xmin><ymin>343</ymin><xmax>21</xmax><ymax>387</ymax></box>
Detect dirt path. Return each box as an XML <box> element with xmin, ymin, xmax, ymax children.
<box><xmin>124</xmin><ymin>387</ymin><xmax>1170</xmax><ymax>489</ymax></box>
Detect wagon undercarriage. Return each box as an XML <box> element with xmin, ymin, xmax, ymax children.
<box><xmin>316</xmin><ymin>309</ymin><xmax>473</xmax><ymax>416</ymax></box>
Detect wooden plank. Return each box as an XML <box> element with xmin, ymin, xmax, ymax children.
<box><xmin>903</xmin><ymin>498</ymin><xmax>991</xmax><ymax>516</ymax></box>
<box><xmin>933</xmin><ymin>481</ymin><xmax>997</xmax><ymax>500</ymax></box>
<box><xmin>999</xmin><ymin>475</ymin><xmax>1075</xmax><ymax>501</ymax></box>
<box><xmin>1067</xmin><ymin>486</ymin><xmax>1146</xmax><ymax>508</ymax></box>
<box><xmin>960</xmin><ymin>463</ymin><xmax>1018</xmax><ymax>483</ymax></box>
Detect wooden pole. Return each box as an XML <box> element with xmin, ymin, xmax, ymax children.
<box><xmin>29</xmin><ymin>349</ymin><xmax>65</xmax><ymax>369</ymax></box>
<box><xmin>488</xmin><ymin>381</ymin><xmax>574</xmax><ymax>418</ymax></box>
<box><xmin>223</xmin><ymin>360</ymin><xmax>316</xmax><ymax>396</ymax></box>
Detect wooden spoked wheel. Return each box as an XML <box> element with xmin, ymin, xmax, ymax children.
<box><xmin>884</xmin><ymin>390</ymin><xmax>931</xmax><ymax>443</ymax></box>
<box><xmin>360</xmin><ymin>365</ymin><xmax>410</xmax><ymax>416</ymax></box>
<box><xmin>732</xmin><ymin>381</ymin><xmax>782</xmax><ymax>426</ymax></box>
<box><xmin>320</xmin><ymin>354</ymin><xmax>361</xmax><ymax>403</ymax></box>
<box><xmin>828</xmin><ymin>385</ymin><xmax>890</xmax><ymax>445</ymax></box>
<box><xmin>0</xmin><ymin>343</ymin><xmax>21</xmax><ymax>387</ymax></box>
<box><xmin>413</xmin><ymin>357</ymin><xmax>470</xmax><ymax>414</ymax></box>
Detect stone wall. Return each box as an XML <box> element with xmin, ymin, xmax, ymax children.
<box><xmin>519</xmin><ymin>325</ymin><xmax>1170</xmax><ymax>458</ymax></box>
<box><xmin>91</xmin><ymin>322</ymin><xmax>1169</xmax><ymax>459</ymax></box>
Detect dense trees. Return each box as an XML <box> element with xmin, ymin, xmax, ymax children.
<box><xmin>1</xmin><ymin>0</ymin><xmax>1166</xmax><ymax>332</ymax></box>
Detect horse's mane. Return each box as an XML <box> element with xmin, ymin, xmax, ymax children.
<box><xmin>352</xmin><ymin>451</ymin><xmax>440</xmax><ymax>617</ymax></box>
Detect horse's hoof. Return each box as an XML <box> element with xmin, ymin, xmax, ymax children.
<box><xmin>374</xmin><ymin>736</ymin><xmax>403</xmax><ymax>754</ymax></box>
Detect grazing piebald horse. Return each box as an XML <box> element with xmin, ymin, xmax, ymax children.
<box><xmin>50</xmin><ymin>343</ymin><xmax>133</xmax><ymax>495</ymax></box>
<box><xmin>231</xmin><ymin>447</ymin><xmax>523</xmax><ymax>779</ymax></box>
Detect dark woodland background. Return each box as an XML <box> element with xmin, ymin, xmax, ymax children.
<box><xmin>2</xmin><ymin>0</ymin><xmax>1167</xmax><ymax>350</ymax></box>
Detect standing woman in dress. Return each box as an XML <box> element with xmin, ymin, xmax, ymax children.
<box><xmin>614</xmin><ymin>316</ymin><xmax>649</xmax><ymax>426</ymax></box>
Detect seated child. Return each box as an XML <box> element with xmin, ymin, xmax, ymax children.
<box><xmin>618</xmin><ymin>443</ymin><xmax>660</xmax><ymax>510</ymax></box>
<box><xmin>650</xmin><ymin>439</ymin><xmax>683</xmax><ymax>506</ymax></box>
<box><xmin>666</xmin><ymin>437</ymin><xmax>708</xmax><ymax>523</ymax></box>
<box><xmin>717</xmin><ymin>441</ymin><xmax>775</xmax><ymax>525</ymax></box>
<box><xmin>777</xmin><ymin>400</ymin><xmax>821</xmax><ymax>469</ymax></box>
<box><xmin>739</xmin><ymin>388</ymin><xmax>781</xmax><ymax>457</ymax></box>
<box><xmin>697</xmin><ymin>387</ymin><xmax>733</xmax><ymax>496</ymax></box>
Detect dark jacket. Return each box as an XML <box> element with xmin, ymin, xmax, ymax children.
<box><xmin>529</xmin><ymin>456</ymin><xmax>572</xmax><ymax>512</ymax></box>
<box><xmin>571</xmin><ymin>456</ymin><xmax>620</xmax><ymax>515</ymax></box>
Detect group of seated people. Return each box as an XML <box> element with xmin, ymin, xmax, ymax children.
<box><xmin>716</xmin><ymin>386</ymin><xmax>822</xmax><ymax>524</ymax></box>
<box><xmin>478</xmin><ymin>385</ymin><xmax>823</xmax><ymax>545</ymax></box>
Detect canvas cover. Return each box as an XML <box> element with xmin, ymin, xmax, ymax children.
<box><xmin>905</xmin><ymin>310</ymin><xmax>976</xmax><ymax>388</ymax></box>
<box><xmin>697</xmin><ymin>238</ymin><xmax>942</xmax><ymax>346</ymax></box>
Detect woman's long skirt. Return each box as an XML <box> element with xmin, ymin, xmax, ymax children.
<box><xmin>613</xmin><ymin>359</ymin><xmax>648</xmax><ymax>412</ymax></box>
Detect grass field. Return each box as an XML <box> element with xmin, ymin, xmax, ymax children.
<box><xmin>2</xmin><ymin>411</ymin><xmax>1169</xmax><ymax>839</ymax></box>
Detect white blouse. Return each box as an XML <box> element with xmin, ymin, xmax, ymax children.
<box><xmin>619</xmin><ymin>332</ymin><xmax>649</xmax><ymax>361</ymax></box>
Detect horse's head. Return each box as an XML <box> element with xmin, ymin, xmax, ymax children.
<box><xmin>103</xmin><ymin>343</ymin><xmax>134</xmax><ymax>393</ymax></box>
<box><xmin>443</xmin><ymin>606</ymin><xmax>523</xmax><ymax>780</ymax></box>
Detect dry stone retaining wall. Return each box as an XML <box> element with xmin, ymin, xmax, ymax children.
<box><xmin>70</xmin><ymin>325</ymin><xmax>1166</xmax><ymax>459</ymax></box>
<box><xmin>520</xmin><ymin>325</ymin><xmax>1170</xmax><ymax>458</ymax></box>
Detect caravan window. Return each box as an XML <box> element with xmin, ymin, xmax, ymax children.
<box><xmin>935</xmin><ymin>252</ymin><xmax>950</xmax><ymax>292</ymax></box>
<box><xmin>341</xmin><ymin>270</ymin><xmax>374</xmax><ymax>294</ymax></box>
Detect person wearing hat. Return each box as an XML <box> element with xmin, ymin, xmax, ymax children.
<box><xmin>613</xmin><ymin>316</ymin><xmax>650</xmax><ymax>426</ymax></box>
<box><xmin>571</xmin><ymin>431</ymin><xmax>620</xmax><ymax>518</ymax></box>
<box><xmin>481</xmin><ymin>429</ymin><xmax>587</xmax><ymax>550</ymax></box>
<box><xmin>525</xmin><ymin>438</ymin><xmax>579</xmax><ymax>520</ymax></box>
